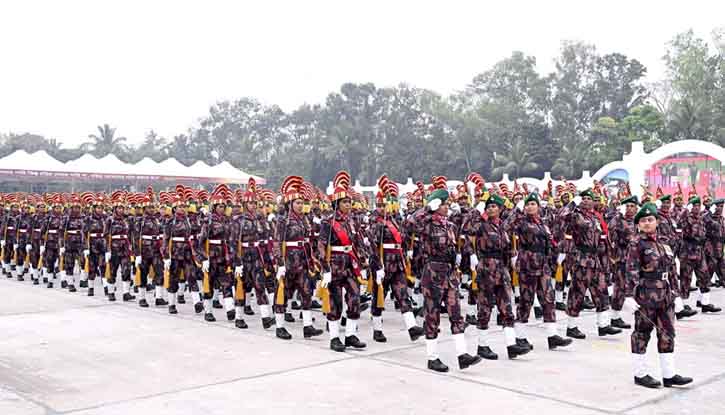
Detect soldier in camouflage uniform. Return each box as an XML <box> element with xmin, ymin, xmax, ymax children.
<box><xmin>15</xmin><ymin>202</ymin><xmax>33</xmax><ymax>281</ymax></box>
<box><xmin>368</xmin><ymin>177</ymin><xmax>424</xmax><ymax>343</ymax></box>
<box><xmin>560</xmin><ymin>189</ymin><xmax>621</xmax><ymax>340</ymax></box>
<box><xmin>1</xmin><ymin>201</ymin><xmax>20</xmax><ymax>277</ymax></box>
<box><xmin>607</xmin><ymin>195</ymin><xmax>639</xmax><ymax>329</ymax></box>
<box><xmin>700</xmin><ymin>198</ymin><xmax>724</xmax><ymax>312</ymax></box>
<box><xmin>411</xmin><ymin>181</ymin><xmax>481</xmax><ymax>372</ymax></box>
<box><xmin>61</xmin><ymin>197</ymin><xmax>85</xmax><ymax>293</ymax></box>
<box><xmin>318</xmin><ymin>171</ymin><xmax>368</xmax><ymax>353</ymax></box>
<box><xmin>624</xmin><ymin>202</ymin><xmax>692</xmax><ymax>389</ymax></box>
<box><xmin>41</xmin><ymin>198</ymin><xmax>64</xmax><ymax>288</ymax></box>
<box><xmin>505</xmin><ymin>192</ymin><xmax>572</xmax><ymax>352</ymax></box>
<box><xmin>676</xmin><ymin>194</ymin><xmax>719</xmax><ymax>316</ymax></box>
<box><xmin>83</xmin><ymin>196</ymin><xmax>107</xmax><ymax>296</ymax></box>
<box><xmin>105</xmin><ymin>198</ymin><xmax>135</xmax><ymax>302</ymax></box>
<box><xmin>133</xmin><ymin>195</ymin><xmax>164</xmax><ymax>308</ymax></box>
<box><xmin>29</xmin><ymin>201</ymin><xmax>47</xmax><ymax>285</ymax></box>
<box><xmin>162</xmin><ymin>194</ymin><xmax>197</xmax><ymax>314</ymax></box>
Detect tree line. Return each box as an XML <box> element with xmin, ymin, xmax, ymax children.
<box><xmin>2</xmin><ymin>29</ymin><xmax>723</xmax><ymax>189</ymax></box>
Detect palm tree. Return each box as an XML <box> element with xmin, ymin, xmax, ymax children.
<box><xmin>551</xmin><ymin>136</ymin><xmax>591</xmax><ymax>178</ymax></box>
<box><xmin>490</xmin><ymin>137</ymin><xmax>539</xmax><ymax>179</ymax></box>
<box><xmin>84</xmin><ymin>124</ymin><xmax>127</xmax><ymax>156</ymax></box>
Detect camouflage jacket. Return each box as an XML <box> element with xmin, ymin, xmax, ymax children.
<box><xmin>275</xmin><ymin>211</ymin><xmax>312</xmax><ymax>273</ymax></box>
<box><xmin>318</xmin><ymin>210</ymin><xmax>367</xmax><ymax>275</ymax></box>
<box><xmin>608</xmin><ymin>212</ymin><xmax>636</xmax><ymax>263</ymax></box>
<box><xmin>41</xmin><ymin>213</ymin><xmax>65</xmax><ymax>247</ymax></box>
<box><xmin>561</xmin><ymin>203</ymin><xmax>602</xmax><ymax>267</ymax></box>
<box><xmin>625</xmin><ymin>231</ymin><xmax>679</xmax><ymax>300</ymax></box>
<box><xmin>677</xmin><ymin>209</ymin><xmax>706</xmax><ymax>260</ymax></box>
<box><xmin>133</xmin><ymin>213</ymin><xmax>163</xmax><ymax>258</ymax></box>
<box><xmin>63</xmin><ymin>214</ymin><xmax>85</xmax><ymax>249</ymax></box>
<box><xmin>197</xmin><ymin>213</ymin><xmax>231</xmax><ymax>265</ymax></box>
<box><xmin>504</xmin><ymin>209</ymin><xmax>555</xmax><ymax>276</ymax></box>
<box><xmin>105</xmin><ymin>214</ymin><xmax>132</xmax><ymax>257</ymax></box>
<box><xmin>83</xmin><ymin>213</ymin><xmax>107</xmax><ymax>253</ymax></box>
<box><xmin>704</xmin><ymin>211</ymin><xmax>725</xmax><ymax>259</ymax></box>
<box><xmin>162</xmin><ymin>214</ymin><xmax>196</xmax><ymax>261</ymax></box>
<box><xmin>368</xmin><ymin>211</ymin><xmax>406</xmax><ymax>274</ymax></box>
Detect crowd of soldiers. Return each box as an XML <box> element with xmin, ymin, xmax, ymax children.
<box><xmin>1</xmin><ymin>172</ymin><xmax>721</xmax><ymax>388</ymax></box>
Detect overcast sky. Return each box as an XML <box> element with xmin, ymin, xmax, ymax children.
<box><xmin>1</xmin><ymin>0</ymin><xmax>722</xmax><ymax>146</ymax></box>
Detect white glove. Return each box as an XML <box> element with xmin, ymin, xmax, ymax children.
<box><xmin>557</xmin><ymin>253</ymin><xmax>566</xmax><ymax>264</ymax></box>
<box><xmin>313</xmin><ymin>216</ymin><xmax>322</xmax><ymax>225</ymax></box>
<box><xmin>475</xmin><ymin>202</ymin><xmax>486</xmax><ymax>214</ymax></box>
<box><xmin>710</xmin><ymin>204</ymin><xmax>717</xmax><ymax>214</ymax></box>
<box><xmin>202</xmin><ymin>260</ymin><xmax>210</xmax><ymax>273</ymax></box>
<box><xmin>674</xmin><ymin>296</ymin><xmax>685</xmax><ymax>313</ymax></box>
<box><xmin>428</xmin><ymin>198</ymin><xmax>442</xmax><ymax>211</ymax></box>
<box><xmin>541</xmin><ymin>200</ymin><xmax>548</xmax><ymax>208</ymax></box>
<box><xmin>267</xmin><ymin>213</ymin><xmax>275</xmax><ymax>223</ymax></box>
<box><xmin>376</xmin><ymin>269</ymin><xmax>384</xmax><ymax>284</ymax></box>
<box><xmin>235</xmin><ymin>265</ymin><xmax>243</xmax><ymax>276</ymax></box>
<box><xmin>623</xmin><ymin>297</ymin><xmax>640</xmax><ymax>313</ymax></box>
<box><xmin>276</xmin><ymin>265</ymin><xmax>286</xmax><ymax>280</ymax></box>
<box><xmin>450</xmin><ymin>202</ymin><xmax>461</xmax><ymax>214</ymax></box>
<box><xmin>455</xmin><ymin>253</ymin><xmax>462</xmax><ymax>267</ymax></box>
<box><xmin>135</xmin><ymin>256</ymin><xmax>142</xmax><ymax>266</ymax></box>
<box><xmin>59</xmin><ymin>246</ymin><xmax>65</xmax><ymax>255</ymax></box>
<box><xmin>686</xmin><ymin>204</ymin><xmax>693</xmax><ymax>212</ymax></box>
<box><xmin>406</xmin><ymin>250</ymin><xmax>413</xmax><ymax>259</ymax></box>
<box><xmin>701</xmin><ymin>204</ymin><xmax>707</xmax><ymax>213</ymax></box>
<box><xmin>511</xmin><ymin>256</ymin><xmax>518</xmax><ymax>267</ymax></box>
<box><xmin>321</xmin><ymin>271</ymin><xmax>332</xmax><ymax>288</ymax></box>
<box><xmin>361</xmin><ymin>269</ymin><xmax>368</xmax><ymax>280</ymax></box>
<box><xmin>573</xmin><ymin>196</ymin><xmax>582</xmax><ymax>206</ymax></box>
<box><xmin>515</xmin><ymin>200</ymin><xmax>524</xmax><ymax>212</ymax></box>
<box><xmin>25</xmin><ymin>244</ymin><xmax>32</xmax><ymax>252</ymax></box>
<box><xmin>469</xmin><ymin>254</ymin><xmax>479</xmax><ymax>270</ymax></box>
<box><xmin>83</xmin><ymin>249</ymin><xmax>89</xmax><ymax>257</ymax></box>
<box><xmin>0</xmin><ymin>240</ymin><xmax>5</xmax><ymax>248</ymax></box>
<box><xmin>40</xmin><ymin>245</ymin><xmax>45</xmax><ymax>254</ymax></box>
<box><xmin>104</xmin><ymin>252</ymin><xmax>111</xmax><ymax>262</ymax></box>
<box><xmin>13</xmin><ymin>243</ymin><xmax>18</xmax><ymax>250</ymax></box>
<box><xmin>163</xmin><ymin>259</ymin><xmax>171</xmax><ymax>270</ymax></box>
<box><xmin>618</xmin><ymin>205</ymin><xmax>627</xmax><ymax>216</ymax></box>
<box><xmin>363</xmin><ymin>237</ymin><xmax>370</xmax><ymax>246</ymax></box>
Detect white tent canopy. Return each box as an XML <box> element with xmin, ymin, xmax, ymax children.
<box><xmin>0</xmin><ymin>150</ymin><xmax>265</xmax><ymax>185</ymax></box>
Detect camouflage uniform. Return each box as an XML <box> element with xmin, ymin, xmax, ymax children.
<box><xmin>15</xmin><ymin>211</ymin><xmax>33</xmax><ymax>279</ymax></box>
<box><xmin>676</xmin><ymin>209</ymin><xmax>708</xmax><ymax>300</ymax></box>
<box><xmin>105</xmin><ymin>212</ymin><xmax>133</xmax><ymax>299</ymax></box>
<box><xmin>1</xmin><ymin>209</ymin><xmax>19</xmax><ymax>275</ymax></box>
<box><xmin>608</xmin><ymin>212</ymin><xmax>636</xmax><ymax>313</ymax></box>
<box><xmin>197</xmin><ymin>212</ymin><xmax>234</xmax><ymax>314</ymax></box>
<box><xmin>703</xmin><ymin>210</ymin><xmax>725</xmax><ymax>286</ymax></box>
<box><xmin>133</xmin><ymin>213</ymin><xmax>164</xmax><ymax>299</ymax></box>
<box><xmin>83</xmin><ymin>212</ymin><xmax>107</xmax><ymax>285</ymax></box>
<box><xmin>235</xmin><ymin>211</ymin><xmax>273</xmax><ymax>313</ymax></box>
<box><xmin>162</xmin><ymin>213</ymin><xmax>197</xmax><ymax>310</ymax></box>
<box><xmin>62</xmin><ymin>211</ymin><xmax>85</xmax><ymax>288</ymax></box>
<box><xmin>29</xmin><ymin>211</ymin><xmax>46</xmax><ymax>282</ymax></box>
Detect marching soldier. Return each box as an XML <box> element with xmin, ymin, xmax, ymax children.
<box><xmin>105</xmin><ymin>194</ymin><xmax>135</xmax><ymax>302</ymax></box>
<box><xmin>83</xmin><ymin>194</ymin><xmax>108</xmax><ymax>297</ymax></box>
<box><xmin>162</xmin><ymin>191</ymin><xmax>198</xmax><ymax>315</ymax></box>
<box><xmin>16</xmin><ymin>201</ymin><xmax>33</xmax><ymax>281</ymax></box>
<box><xmin>624</xmin><ymin>202</ymin><xmax>692</xmax><ymax>389</ymax></box>
<box><xmin>1</xmin><ymin>200</ymin><xmax>20</xmax><ymax>277</ymax></box>
<box><xmin>41</xmin><ymin>196</ymin><xmax>65</xmax><ymax>288</ymax></box>
<box><xmin>29</xmin><ymin>200</ymin><xmax>47</xmax><ymax>285</ymax></box>
<box><xmin>607</xmin><ymin>194</ymin><xmax>639</xmax><ymax>329</ymax></box>
<box><xmin>133</xmin><ymin>195</ymin><xmax>164</xmax><ymax>308</ymax></box>
<box><xmin>704</xmin><ymin>198</ymin><xmax>725</xmax><ymax>290</ymax></box>
<box><xmin>62</xmin><ymin>195</ymin><xmax>85</xmax><ymax>293</ymax></box>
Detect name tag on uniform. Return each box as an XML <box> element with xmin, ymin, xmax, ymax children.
<box><xmin>663</xmin><ymin>245</ymin><xmax>673</xmax><ymax>257</ymax></box>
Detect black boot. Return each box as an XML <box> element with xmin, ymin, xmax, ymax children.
<box><xmin>262</xmin><ymin>317</ymin><xmax>274</xmax><ymax>329</ymax></box>
<box><xmin>47</xmin><ymin>281</ymin><xmax>54</xmax><ymax>288</ymax></box>
<box><xmin>465</xmin><ymin>314</ymin><xmax>477</xmax><ymax>327</ymax></box>
<box><xmin>477</xmin><ymin>346</ymin><xmax>498</xmax><ymax>360</ymax></box>
<box><xmin>194</xmin><ymin>302</ymin><xmax>203</xmax><ymax>314</ymax></box>
<box><xmin>103</xmin><ymin>286</ymin><xmax>108</xmax><ymax>296</ymax></box>
<box><xmin>534</xmin><ymin>306</ymin><xmax>543</xmax><ymax>319</ymax></box>
<box><xmin>663</xmin><ymin>374</ymin><xmax>693</xmax><ymax>387</ymax></box>
<box><xmin>701</xmin><ymin>304</ymin><xmax>722</xmax><ymax>313</ymax></box>
<box><xmin>291</xmin><ymin>301</ymin><xmax>301</xmax><ymax>310</ymax></box>
<box><xmin>696</xmin><ymin>301</ymin><xmax>702</xmax><ymax>308</ymax></box>
<box><xmin>204</xmin><ymin>312</ymin><xmax>216</xmax><ymax>322</ymax></box>
<box><xmin>566</xmin><ymin>327</ymin><xmax>586</xmax><ymax>339</ymax></box>
<box><xmin>139</xmin><ymin>299</ymin><xmax>149</xmax><ymax>308</ymax></box>
<box><xmin>155</xmin><ymin>298</ymin><xmax>168</xmax><ymax>306</ymax></box>
<box><xmin>413</xmin><ymin>306</ymin><xmax>424</xmax><ymax>318</ymax></box>
<box><xmin>303</xmin><ymin>325</ymin><xmax>323</xmax><ymax>338</ymax></box>
<box><xmin>330</xmin><ymin>338</ymin><xmax>346</xmax><ymax>352</ymax></box>
<box><xmin>340</xmin><ymin>317</ymin><xmax>347</xmax><ymax>327</ymax></box>
<box><xmin>177</xmin><ymin>294</ymin><xmax>186</xmax><ymax>304</ymax></box>
<box><xmin>516</xmin><ymin>338</ymin><xmax>534</xmax><ymax>351</ymax></box>
<box><xmin>548</xmin><ymin>335</ymin><xmax>573</xmax><ymax>350</ymax></box>
<box><xmin>611</xmin><ymin>318</ymin><xmax>631</xmax><ymax>329</ymax></box>
<box><xmin>122</xmin><ymin>293</ymin><xmax>136</xmax><ymax>302</ymax></box>
<box><xmin>634</xmin><ymin>375</ymin><xmax>662</xmax><ymax>388</ymax></box>
<box><xmin>87</xmin><ymin>287</ymin><xmax>94</xmax><ymax>296</ymax></box>
<box><xmin>427</xmin><ymin>358</ymin><xmax>449</xmax><ymax>372</ymax></box>
<box><xmin>33</xmin><ymin>278</ymin><xmax>39</xmax><ymax>285</ymax></box>
<box><xmin>284</xmin><ymin>312</ymin><xmax>295</xmax><ymax>323</ymax></box>
<box><xmin>108</xmin><ymin>293</ymin><xmax>116</xmax><ymax>301</ymax></box>
<box><xmin>212</xmin><ymin>299</ymin><xmax>222</xmax><ymax>309</ymax></box>
<box><xmin>227</xmin><ymin>310</ymin><xmax>236</xmax><ymax>321</ymax></box>
<box><xmin>345</xmin><ymin>335</ymin><xmax>367</xmax><ymax>349</ymax></box>
<box><xmin>496</xmin><ymin>313</ymin><xmax>503</xmax><ymax>326</ymax></box>
<box><xmin>17</xmin><ymin>274</ymin><xmax>24</xmax><ymax>282</ymax></box>
<box><xmin>598</xmin><ymin>325</ymin><xmax>622</xmax><ymax>336</ymax></box>
<box><xmin>555</xmin><ymin>302</ymin><xmax>566</xmax><ymax>311</ymax></box>
<box><xmin>458</xmin><ymin>353</ymin><xmax>482</xmax><ymax>370</ymax></box>
<box><xmin>43</xmin><ymin>277</ymin><xmax>48</xmax><ymax>284</ymax></box>
<box><xmin>408</xmin><ymin>326</ymin><xmax>424</xmax><ymax>342</ymax></box>
<box><xmin>582</xmin><ymin>297</ymin><xmax>595</xmax><ymax>310</ymax></box>
<box><xmin>235</xmin><ymin>319</ymin><xmax>248</xmax><ymax>329</ymax></box>
<box><xmin>79</xmin><ymin>280</ymin><xmax>88</xmax><ymax>288</ymax></box>
<box><xmin>244</xmin><ymin>305</ymin><xmax>255</xmax><ymax>315</ymax></box>
<box><xmin>61</xmin><ymin>280</ymin><xmax>68</xmax><ymax>289</ymax></box>
<box><xmin>373</xmin><ymin>330</ymin><xmax>387</xmax><ymax>343</ymax></box>
<box><xmin>310</xmin><ymin>300</ymin><xmax>322</xmax><ymax>309</ymax></box>
<box><xmin>507</xmin><ymin>344</ymin><xmax>531</xmax><ymax>359</ymax></box>
<box><xmin>275</xmin><ymin>327</ymin><xmax>292</xmax><ymax>340</ymax></box>
<box><xmin>68</xmin><ymin>285</ymin><xmax>77</xmax><ymax>293</ymax></box>
<box><xmin>168</xmin><ymin>305</ymin><xmax>178</xmax><ymax>314</ymax></box>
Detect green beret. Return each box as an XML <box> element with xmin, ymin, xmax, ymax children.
<box><xmin>579</xmin><ymin>189</ymin><xmax>595</xmax><ymax>199</ymax></box>
<box><xmin>634</xmin><ymin>202</ymin><xmax>658</xmax><ymax>224</ymax></box>
<box><xmin>426</xmin><ymin>189</ymin><xmax>449</xmax><ymax>204</ymax></box>
<box><xmin>688</xmin><ymin>195</ymin><xmax>701</xmax><ymax>205</ymax></box>
<box><xmin>658</xmin><ymin>194</ymin><xmax>671</xmax><ymax>202</ymax></box>
<box><xmin>524</xmin><ymin>192</ymin><xmax>540</xmax><ymax>205</ymax></box>
<box><xmin>714</xmin><ymin>198</ymin><xmax>725</xmax><ymax>205</ymax></box>
<box><xmin>486</xmin><ymin>194</ymin><xmax>505</xmax><ymax>208</ymax></box>
<box><xmin>620</xmin><ymin>195</ymin><xmax>639</xmax><ymax>206</ymax></box>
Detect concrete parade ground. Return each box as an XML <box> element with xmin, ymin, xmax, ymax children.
<box><xmin>1</xmin><ymin>276</ymin><xmax>724</xmax><ymax>415</ymax></box>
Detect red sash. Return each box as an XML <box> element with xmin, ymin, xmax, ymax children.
<box><xmin>384</xmin><ymin>220</ymin><xmax>403</xmax><ymax>245</ymax></box>
<box><xmin>331</xmin><ymin>220</ymin><xmax>361</xmax><ymax>277</ymax></box>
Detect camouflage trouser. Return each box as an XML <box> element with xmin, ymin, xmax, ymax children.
<box><xmin>273</xmin><ymin>270</ymin><xmax>313</xmax><ymax>314</ymax></box>
<box><xmin>138</xmin><ymin>256</ymin><xmax>163</xmax><ymax>288</ymax></box>
<box><xmin>611</xmin><ymin>262</ymin><xmax>627</xmax><ymax>312</ymax></box>
<box><xmin>107</xmin><ymin>254</ymin><xmax>131</xmax><ymax>284</ymax></box>
<box><xmin>203</xmin><ymin>262</ymin><xmax>232</xmax><ymax>299</ymax></box>
<box><xmin>43</xmin><ymin>247</ymin><xmax>60</xmax><ymax>275</ymax></box>
<box><xmin>679</xmin><ymin>257</ymin><xmax>709</xmax><ymax>298</ymax></box>
<box><xmin>421</xmin><ymin>261</ymin><xmax>464</xmax><ymax>339</ymax></box>
<box><xmin>2</xmin><ymin>239</ymin><xmax>16</xmax><ymax>265</ymax></box>
<box><xmin>16</xmin><ymin>240</ymin><xmax>29</xmax><ymax>268</ymax></box>
<box><xmin>567</xmin><ymin>264</ymin><xmax>609</xmax><ymax>317</ymax></box>
<box><xmin>63</xmin><ymin>246</ymin><xmax>82</xmax><ymax>274</ymax></box>
<box><xmin>631</xmin><ymin>284</ymin><xmax>675</xmax><ymax>354</ymax></box>
<box><xmin>168</xmin><ymin>259</ymin><xmax>194</xmax><ymax>294</ymax></box>
<box><xmin>30</xmin><ymin>240</ymin><xmax>43</xmax><ymax>269</ymax></box>
<box><xmin>706</xmin><ymin>255</ymin><xmax>725</xmax><ymax>285</ymax></box>
<box><xmin>87</xmin><ymin>252</ymin><xmax>105</xmax><ymax>280</ymax></box>
<box><xmin>518</xmin><ymin>272</ymin><xmax>556</xmax><ymax>323</ymax></box>
<box><xmin>326</xmin><ymin>274</ymin><xmax>361</xmax><ymax>321</ymax></box>
<box><xmin>371</xmin><ymin>269</ymin><xmax>412</xmax><ymax>317</ymax></box>
<box><xmin>238</xmin><ymin>261</ymin><xmax>270</xmax><ymax>308</ymax></box>
<box><xmin>476</xmin><ymin>265</ymin><xmax>515</xmax><ymax>329</ymax></box>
